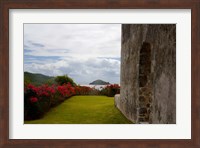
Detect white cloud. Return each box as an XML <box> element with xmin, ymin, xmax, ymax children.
<box><xmin>24</xmin><ymin>24</ymin><xmax>121</xmax><ymax>84</ymax></box>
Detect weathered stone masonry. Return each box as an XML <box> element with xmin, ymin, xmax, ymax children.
<box><xmin>115</xmin><ymin>24</ymin><xmax>176</xmax><ymax>124</ymax></box>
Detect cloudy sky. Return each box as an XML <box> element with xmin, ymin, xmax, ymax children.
<box><xmin>24</xmin><ymin>24</ymin><xmax>121</xmax><ymax>85</ymax></box>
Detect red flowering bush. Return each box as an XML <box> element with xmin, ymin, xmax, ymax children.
<box><xmin>26</xmin><ymin>84</ymin><xmax>39</xmax><ymax>92</ymax></box>
<box><xmin>74</xmin><ymin>86</ymin><xmax>100</xmax><ymax>95</ymax></box>
<box><xmin>76</xmin><ymin>86</ymin><xmax>92</xmax><ymax>95</ymax></box>
<box><xmin>30</xmin><ymin>97</ymin><xmax>38</xmax><ymax>103</ymax></box>
<box><xmin>24</xmin><ymin>81</ymin><xmax>119</xmax><ymax>120</ymax></box>
<box><xmin>57</xmin><ymin>83</ymin><xmax>75</xmax><ymax>97</ymax></box>
<box><xmin>26</xmin><ymin>84</ymin><xmax>56</xmax><ymax>97</ymax></box>
<box><xmin>24</xmin><ymin>82</ymin><xmax>76</xmax><ymax>120</ymax></box>
<box><xmin>100</xmin><ymin>84</ymin><xmax>120</xmax><ymax>97</ymax></box>
<box><xmin>24</xmin><ymin>87</ymin><xmax>42</xmax><ymax>120</ymax></box>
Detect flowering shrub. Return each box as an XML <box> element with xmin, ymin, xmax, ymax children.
<box><xmin>75</xmin><ymin>86</ymin><xmax>92</xmax><ymax>95</ymax></box>
<box><xmin>24</xmin><ymin>88</ymin><xmax>42</xmax><ymax>120</ymax></box>
<box><xmin>24</xmin><ymin>82</ymin><xmax>120</xmax><ymax>120</ymax></box>
<box><xmin>26</xmin><ymin>84</ymin><xmax>56</xmax><ymax>97</ymax></box>
<box><xmin>30</xmin><ymin>97</ymin><xmax>38</xmax><ymax>103</ymax></box>
<box><xmin>100</xmin><ymin>84</ymin><xmax>120</xmax><ymax>97</ymax></box>
<box><xmin>57</xmin><ymin>83</ymin><xmax>75</xmax><ymax>97</ymax></box>
<box><xmin>24</xmin><ymin>83</ymin><xmax>76</xmax><ymax>120</ymax></box>
<box><xmin>74</xmin><ymin>86</ymin><xmax>100</xmax><ymax>95</ymax></box>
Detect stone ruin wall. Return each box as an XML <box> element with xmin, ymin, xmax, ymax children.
<box><xmin>115</xmin><ymin>24</ymin><xmax>176</xmax><ymax>124</ymax></box>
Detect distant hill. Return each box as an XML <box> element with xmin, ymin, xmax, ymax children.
<box><xmin>89</xmin><ymin>80</ymin><xmax>110</xmax><ymax>85</ymax></box>
<box><xmin>24</xmin><ymin>72</ymin><xmax>55</xmax><ymax>86</ymax></box>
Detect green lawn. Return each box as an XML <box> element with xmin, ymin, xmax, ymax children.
<box><xmin>25</xmin><ymin>95</ymin><xmax>133</xmax><ymax>124</ymax></box>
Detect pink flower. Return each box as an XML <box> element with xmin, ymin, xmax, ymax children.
<box><xmin>30</xmin><ymin>97</ymin><xmax>38</xmax><ymax>103</ymax></box>
<box><xmin>27</xmin><ymin>84</ymin><xmax>39</xmax><ymax>92</ymax></box>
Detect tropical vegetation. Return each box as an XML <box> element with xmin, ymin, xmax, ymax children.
<box><xmin>24</xmin><ymin>72</ymin><xmax>123</xmax><ymax>123</ymax></box>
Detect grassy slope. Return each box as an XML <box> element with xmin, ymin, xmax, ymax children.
<box><xmin>25</xmin><ymin>96</ymin><xmax>132</xmax><ymax>124</ymax></box>
<box><xmin>24</xmin><ymin>72</ymin><xmax>54</xmax><ymax>86</ymax></box>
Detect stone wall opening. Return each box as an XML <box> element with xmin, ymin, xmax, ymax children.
<box><xmin>137</xmin><ymin>42</ymin><xmax>152</xmax><ymax>123</ymax></box>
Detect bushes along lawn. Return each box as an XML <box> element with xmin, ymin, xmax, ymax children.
<box><xmin>25</xmin><ymin>96</ymin><xmax>132</xmax><ymax>124</ymax></box>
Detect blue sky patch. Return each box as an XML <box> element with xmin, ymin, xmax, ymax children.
<box><xmin>24</xmin><ymin>55</ymin><xmax>61</xmax><ymax>64</ymax></box>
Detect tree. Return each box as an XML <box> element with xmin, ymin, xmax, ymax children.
<box><xmin>55</xmin><ymin>75</ymin><xmax>76</xmax><ymax>86</ymax></box>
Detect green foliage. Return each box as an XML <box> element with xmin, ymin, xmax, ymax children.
<box><xmin>55</xmin><ymin>75</ymin><xmax>76</xmax><ymax>86</ymax></box>
<box><xmin>25</xmin><ymin>96</ymin><xmax>133</xmax><ymax>124</ymax></box>
<box><xmin>46</xmin><ymin>78</ymin><xmax>56</xmax><ymax>85</ymax></box>
<box><xmin>24</xmin><ymin>77</ymin><xmax>31</xmax><ymax>86</ymax></box>
<box><xmin>24</xmin><ymin>72</ymin><xmax>55</xmax><ymax>86</ymax></box>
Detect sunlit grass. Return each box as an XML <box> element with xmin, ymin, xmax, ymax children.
<box><xmin>24</xmin><ymin>95</ymin><xmax>132</xmax><ymax>124</ymax></box>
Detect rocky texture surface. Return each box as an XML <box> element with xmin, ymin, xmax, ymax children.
<box><xmin>116</xmin><ymin>24</ymin><xmax>176</xmax><ymax>124</ymax></box>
